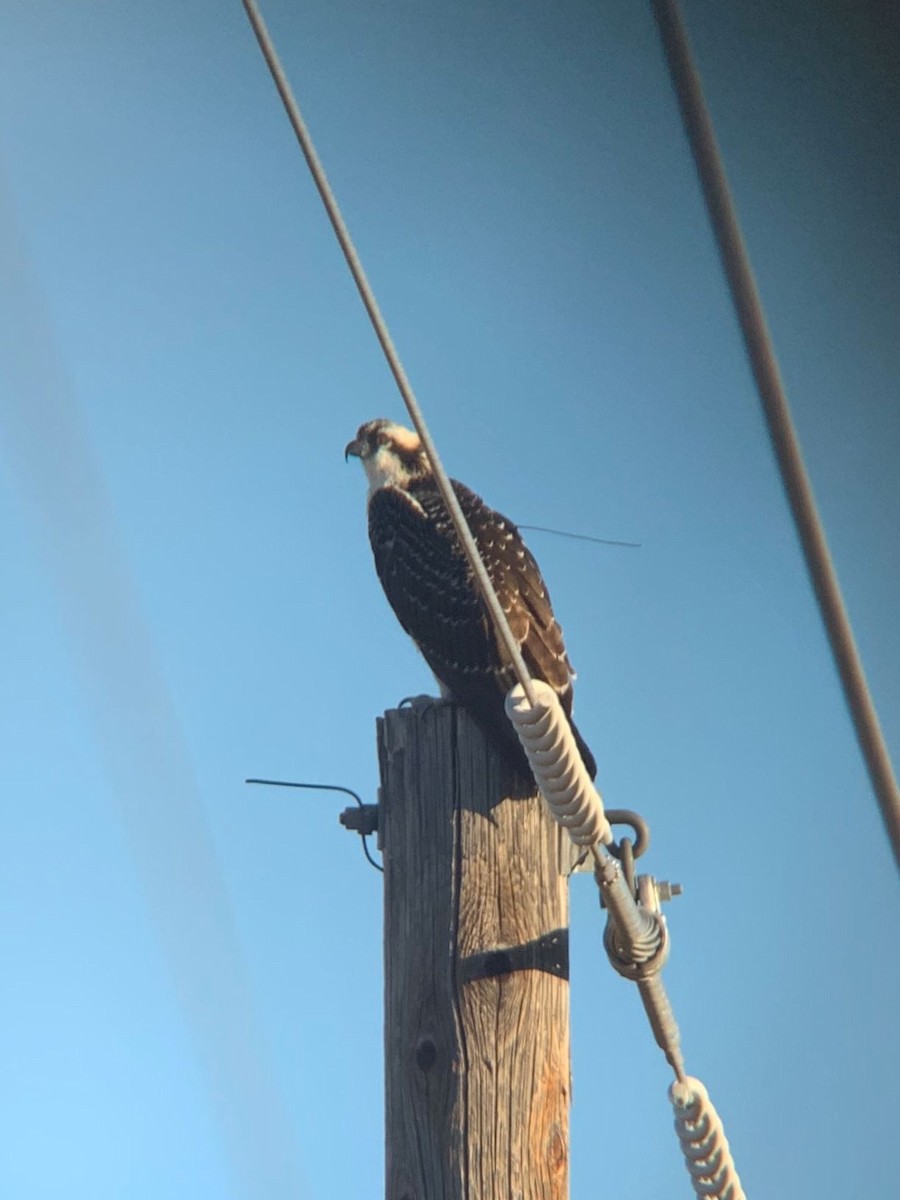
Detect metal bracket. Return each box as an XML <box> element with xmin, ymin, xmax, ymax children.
<box><xmin>339</xmin><ymin>804</ymin><xmax>379</xmax><ymax>836</ymax></box>
<box><xmin>458</xmin><ymin>928</ymin><xmax>569</xmax><ymax>983</ymax></box>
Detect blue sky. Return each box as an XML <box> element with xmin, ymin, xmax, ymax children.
<box><xmin>1</xmin><ymin>1</ymin><xmax>898</xmax><ymax>1197</ymax></box>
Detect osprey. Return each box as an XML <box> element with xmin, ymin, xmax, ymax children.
<box><xmin>345</xmin><ymin>418</ymin><xmax>597</xmax><ymax>781</ymax></box>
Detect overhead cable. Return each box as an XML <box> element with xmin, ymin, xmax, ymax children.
<box><xmin>651</xmin><ymin>0</ymin><xmax>900</xmax><ymax>874</ymax></box>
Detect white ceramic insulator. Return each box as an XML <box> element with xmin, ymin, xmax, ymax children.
<box><xmin>670</xmin><ymin>1077</ymin><xmax>746</xmax><ymax>1200</ymax></box>
<box><xmin>505</xmin><ymin>681</ymin><xmax>612</xmax><ymax>847</ymax></box>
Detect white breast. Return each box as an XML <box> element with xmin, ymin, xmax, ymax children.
<box><xmin>363</xmin><ymin>446</ymin><xmax>412</xmax><ymax>496</ymax></box>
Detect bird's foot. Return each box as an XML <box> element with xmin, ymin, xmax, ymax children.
<box><xmin>398</xmin><ymin>693</ymin><xmax>453</xmax><ymax>713</ymax></box>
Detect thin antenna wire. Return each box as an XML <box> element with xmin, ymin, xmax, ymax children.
<box><xmin>652</xmin><ymin>0</ymin><xmax>900</xmax><ymax>873</ymax></box>
<box><xmin>519</xmin><ymin>524</ymin><xmax>641</xmax><ymax>549</ymax></box>
<box><xmin>241</xmin><ymin>0</ymin><xmax>536</xmax><ymax>706</ymax></box>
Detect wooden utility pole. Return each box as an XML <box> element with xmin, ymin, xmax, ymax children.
<box><xmin>378</xmin><ymin>700</ymin><xmax>572</xmax><ymax>1200</ymax></box>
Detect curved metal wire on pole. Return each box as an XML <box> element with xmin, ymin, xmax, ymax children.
<box><xmin>651</xmin><ymin>0</ymin><xmax>900</xmax><ymax>874</ymax></box>
<box><xmin>240</xmin><ymin>0</ymin><xmax>536</xmax><ymax>705</ymax></box>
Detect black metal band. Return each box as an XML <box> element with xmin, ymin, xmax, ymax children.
<box><xmin>458</xmin><ymin>928</ymin><xmax>569</xmax><ymax>983</ymax></box>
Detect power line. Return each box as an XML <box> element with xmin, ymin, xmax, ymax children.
<box><xmin>651</xmin><ymin>0</ymin><xmax>900</xmax><ymax>875</ymax></box>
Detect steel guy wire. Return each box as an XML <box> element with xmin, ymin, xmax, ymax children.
<box><xmin>241</xmin><ymin>0</ymin><xmax>536</xmax><ymax>706</ymax></box>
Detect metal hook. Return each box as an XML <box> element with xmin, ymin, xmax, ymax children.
<box><xmin>619</xmin><ymin>836</ymin><xmax>637</xmax><ymax>897</ymax></box>
<box><xmin>605</xmin><ymin>808</ymin><xmax>651</xmax><ymax>861</ymax></box>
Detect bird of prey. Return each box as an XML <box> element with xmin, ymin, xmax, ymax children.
<box><xmin>345</xmin><ymin>418</ymin><xmax>597</xmax><ymax>781</ymax></box>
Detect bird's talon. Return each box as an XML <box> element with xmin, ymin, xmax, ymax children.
<box><xmin>398</xmin><ymin>693</ymin><xmax>450</xmax><ymax>713</ymax></box>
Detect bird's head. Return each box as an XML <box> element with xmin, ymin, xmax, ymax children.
<box><xmin>344</xmin><ymin>419</ymin><xmax>430</xmax><ymax>492</ymax></box>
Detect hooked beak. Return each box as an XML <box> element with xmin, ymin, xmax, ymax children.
<box><xmin>344</xmin><ymin>438</ymin><xmax>363</xmax><ymax>462</ymax></box>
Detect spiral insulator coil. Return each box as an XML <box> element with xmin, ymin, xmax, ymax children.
<box><xmin>603</xmin><ymin>908</ymin><xmax>669</xmax><ymax>981</ymax></box>
<box><xmin>505</xmin><ymin>681</ymin><xmax>612</xmax><ymax>846</ymax></box>
<box><xmin>670</xmin><ymin>1077</ymin><xmax>745</xmax><ymax>1200</ymax></box>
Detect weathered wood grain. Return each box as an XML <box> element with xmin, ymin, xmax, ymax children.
<box><xmin>379</xmin><ymin>701</ymin><xmax>570</xmax><ymax>1200</ymax></box>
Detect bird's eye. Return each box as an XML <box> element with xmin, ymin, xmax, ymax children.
<box><xmin>377</xmin><ymin>432</ymin><xmax>390</xmax><ymax>447</ymax></box>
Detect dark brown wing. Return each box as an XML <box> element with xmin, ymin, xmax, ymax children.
<box><xmin>367</xmin><ymin>478</ymin><xmax>596</xmax><ymax>779</ymax></box>
<box><xmin>448</xmin><ymin>481</ymin><xmax>574</xmax><ymax>698</ymax></box>
<box><xmin>367</xmin><ymin>482</ymin><xmax>493</xmax><ymax>677</ymax></box>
